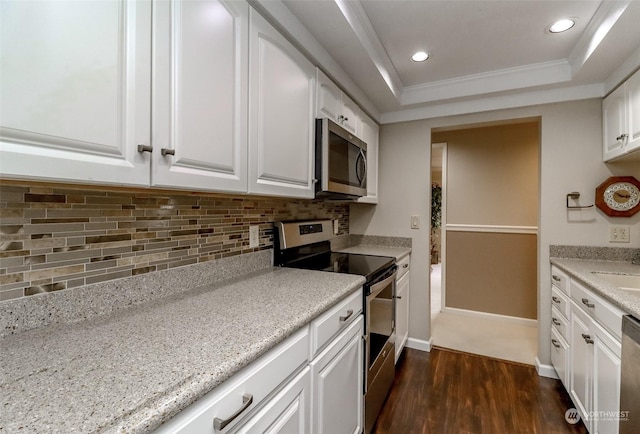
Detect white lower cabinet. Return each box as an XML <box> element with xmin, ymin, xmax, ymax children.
<box><xmin>395</xmin><ymin>255</ymin><xmax>410</xmax><ymax>363</ymax></box>
<box><xmin>310</xmin><ymin>316</ymin><xmax>364</xmax><ymax>434</ymax></box>
<box><xmin>559</xmin><ymin>271</ymin><xmax>624</xmax><ymax>434</ymax></box>
<box><xmin>234</xmin><ymin>367</ymin><xmax>310</xmax><ymax>434</ymax></box>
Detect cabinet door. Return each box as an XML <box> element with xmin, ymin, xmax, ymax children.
<box><xmin>311</xmin><ymin>316</ymin><xmax>364</xmax><ymax>434</ymax></box>
<box><xmin>602</xmin><ymin>84</ymin><xmax>628</xmax><ymax>161</ymax></box>
<box><xmin>395</xmin><ymin>271</ymin><xmax>410</xmax><ymax>363</ymax></box>
<box><xmin>152</xmin><ymin>0</ymin><xmax>248</xmax><ymax>193</ymax></box>
<box><xmin>340</xmin><ymin>94</ymin><xmax>360</xmax><ymax>136</ymax></box>
<box><xmin>235</xmin><ymin>367</ymin><xmax>310</xmax><ymax>434</ymax></box>
<box><xmin>357</xmin><ymin>114</ymin><xmax>379</xmax><ymax>204</ymax></box>
<box><xmin>626</xmin><ymin>69</ymin><xmax>640</xmax><ymax>154</ymax></box>
<box><xmin>0</xmin><ymin>0</ymin><xmax>150</xmax><ymax>185</ymax></box>
<box><xmin>569</xmin><ymin>301</ymin><xmax>593</xmax><ymax>428</ymax></box>
<box><xmin>593</xmin><ymin>322</ymin><xmax>621</xmax><ymax>434</ymax></box>
<box><xmin>248</xmin><ymin>10</ymin><xmax>315</xmax><ymax>198</ymax></box>
<box><xmin>316</xmin><ymin>69</ymin><xmax>342</xmax><ymax>123</ymax></box>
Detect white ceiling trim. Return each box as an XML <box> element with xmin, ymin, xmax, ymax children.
<box><xmin>334</xmin><ymin>0</ymin><xmax>404</xmax><ymax>99</ymax></box>
<box><xmin>381</xmin><ymin>83</ymin><xmax>604</xmax><ymax>124</ymax></box>
<box><xmin>604</xmin><ymin>44</ymin><xmax>640</xmax><ymax>95</ymax></box>
<box><xmin>400</xmin><ymin>60</ymin><xmax>572</xmax><ymax>106</ymax></box>
<box><xmin>568</xmin><ymin>0</ymin><xmax>630</xmax><ymax>76</ymax></box>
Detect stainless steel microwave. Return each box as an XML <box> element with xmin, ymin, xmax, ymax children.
<box><xmin>315</xmin><ymin>118</ymin><xmax>367</xmax><ymax>199</ymax></box>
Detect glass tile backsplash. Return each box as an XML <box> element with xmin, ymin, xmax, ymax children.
<box><xmin>0</xmin><ymin>182</ymin><xmax>349</xmax><ymax>301</ymax></box>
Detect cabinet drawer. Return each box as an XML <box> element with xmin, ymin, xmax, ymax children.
<box><xmin>310</xmin><ymin>288</ymin><xmax>363</xmax><ymax>358</ymax></box>
<box><xmin>397</xmin><ymin>255</ymin><xmax>410</xmax><ymax>280</ymax></box>
<box><xmin>571</xmin><ymin>279</ymin><xmax>625</xmax><ymax>341</ymax></box>
<box><xmin>551</xmin><ymin>305</ymin><xmax>569</xmax><ymax>342</ymax></box>
<box><xmin>551</xmin><ymin>266</ymin><xmax>569</xmax><ymax>295</ymax></box>
<box><xmin>155</xmin><ymin>327</ymin><xmax>309</xmax><ymax>434</ymax></box>
<box><xmin>550</xmin><ymin>327</ymin><xmax>569</xmax><ymax>388</ymax></box>
<box><xmin>551</xmin><ymin>286</ymin><xmax>570</xmax><ymax>319</ymax></box>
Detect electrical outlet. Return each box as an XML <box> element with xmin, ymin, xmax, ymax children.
<box><xmin>411</xmin><ymin>215</ymin><xmax>420</xmax><ymax>229</ymax></box>
<box><xmin>333</xmin><ymin>219</ymin><xmax>339</xmax><ymax>235</ymax></box>
<box><xmin>609</xmin><ymin>225</ymin><xmax>630</xmax><ymax>243</ymax></box>
<box><xmin>249</xmin><ymin>225</ymin><xmax>259</xmax><ymax>248</ymax></box>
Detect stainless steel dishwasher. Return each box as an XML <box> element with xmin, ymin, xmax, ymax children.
<box><xmin>620</xmin><ymin>315</ymin><xmax>640</xmax><ymax>434</ymax></box>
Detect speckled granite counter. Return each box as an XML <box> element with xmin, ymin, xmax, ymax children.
<box><xmin>332</xmin><ymin>234</ymin><xmax>412</xmax><ymax>261</ymax></box>
<box><xmin>550</xmin><ymin>258</ymin><xmax>640</xmax><ymax>318</ymax></box>
<box><xmin>0</xmin><ymin>267</ymin><xmax>364</xmax><ymax>433</ymax></box>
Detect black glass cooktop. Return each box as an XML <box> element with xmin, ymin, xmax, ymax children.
<box><xmin>283</xmin><ymin>251</ymin><xmax>394</xmax><ymax>281</ymax></box>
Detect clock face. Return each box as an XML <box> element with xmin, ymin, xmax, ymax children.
<box><xmin>603</xmin><ymin>182</ymin><xmax>640</xmax><ymax>211</ymax></box>
<box><xmin>595</xmin><ymin>176</ymin><xmax>640</xmax><ymax>217</ymax></box>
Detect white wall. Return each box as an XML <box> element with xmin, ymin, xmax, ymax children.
<box><xmin>350</xmin><ymin>98</ymin><xmax>640</xmax><ymax>365</ymax></box>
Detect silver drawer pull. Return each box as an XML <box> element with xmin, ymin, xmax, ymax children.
<box><xmin>403</xmin><ymin>263</ymin><xmax>409</xmax><ymax>268</ymax></box>
<box><xmin>161</xmin><ymin>148</ymin><xmax>175</xmax><ymax>156</ymax></box>
<box><xmin>552</xmin><ymin>275</ymin><xmax>561</xmax><ymax>282</ymax></box>
<box><xmin>214</xmin><ymin>394</ymin><xmax>253</xmax><ymax>431</ymax></box>
<box><xmin>339</xmin><ymin>309</ymin><xmax>354</xmax><ymax>322</ymax></box>
<box><xmin>552</xmin><ymin>318</ymin><xmax>561</xmax><ymax>326</ymax></box>
<box><xmin>552</xmin><ymin>296</ymin><xmax>561</xmax><ymax>303</ymax></box>
<box><xmin>581</xmin><ymin>333</ymin><xmax>594</xmax><ymax>345</ymax></box>
<box><xmin>551</xmin><ymin>339</ymin><xmax>561</xmax><ymax>348</ymax></box>
<box><xmin>396</xmin><ymin>296</ymin><xmax>402</xmax><ymax>300</ymax></box>
<box><xmin>616</xmin><ymin>133</ymin><xmax>628</xmax><ymax>141</ymax></box>
<box><xmin>581</xmin><ymin>298</ymin><xmax>595</xmax><ymax>308</ymax></box>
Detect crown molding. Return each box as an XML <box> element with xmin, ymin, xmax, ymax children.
<box><xmin>400</xmin><ymin>60</ymin><xmax>572</xmax><ymax>106</ymax></box>
<box><xmin>380</xmin><ymin>83</ymin><xmax>604</xmax><ymax>124</ymax></box>
<box><xmin>604</xmin><ymin>44</ymin><xmax>640</xmax><ymax>95</ymax></box>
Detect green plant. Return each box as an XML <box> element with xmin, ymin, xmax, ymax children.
<box><xmin>431</xmin><ymin>184</ymin><xmax>442</xmax><ymax>229</ymax></box>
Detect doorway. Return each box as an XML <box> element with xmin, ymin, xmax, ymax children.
<box><xmin>429</xmin><ymin>119</ymin><xmax>540</xmax><ymax>365</ymax></box>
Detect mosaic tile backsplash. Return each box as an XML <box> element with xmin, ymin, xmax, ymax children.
<box><xmin>0</xmin><ymin>182</ymin><xmax>349</xmax><ymax>302</ymax></box>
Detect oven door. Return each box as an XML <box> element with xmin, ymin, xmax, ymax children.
<box><xmin>365</xmin><ymin>269</ymin><xmax>396</xmax><ymax>385</ymax></box>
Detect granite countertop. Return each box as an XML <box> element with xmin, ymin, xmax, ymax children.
<box><xmin>550</xmin><ymin>258</ymin><xmax>640</xmax><ymax>318</ymax></box>
<box><xmin>0</xmin><ymin>267</ymin><xmax>365</xmax><ymax>434</ymax></box>
<box><xmin>335</xmin><ymin>245</ymin><xmax>411</xmax><ymax>261</ymax></box>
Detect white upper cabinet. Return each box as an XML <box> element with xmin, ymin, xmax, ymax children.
<box><xmin>603</xmin><ymin>69</ymin><xmax>640</xmax><ymax>162</ymax></box>
<box><xmin>151</xmin><ymin>0</ymin><xmax>248</xmax><ymax>193</ymax></box>
<box><xmin>248</xmin><ymin>9</ymin><xmax>316</xmax><ymax>198</ymax></box>
<box><xmin>316</xmin><ymin>69</ymin><xmax>360</xmax><ymax>136</ymax></box>
<box><xmin>0</xmin><ymin>0</ymin><xmax>151</xmax><ymax>186</ymax></box>
<box><xmin>357</xmin><ymin>113</ymin><xmax>379</xmax><ymax>204</ymax></box>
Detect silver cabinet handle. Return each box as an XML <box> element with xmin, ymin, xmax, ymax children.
<box><xmin>552</xmin><ymin>318</ymin><xmax>561</xmax><ymax>326</ymax></box>
<box><xmin>581</xmin><ymin>333</ymin><xmax>594</xmax><ymax>344</ymax></box>
<box><xmin>137</xmin><ymin>144</ymin><xmax>153</xmax><ymax>153</ymax></box>
<box><xmin>552</xmin><ymin>275</ymin><xmax>561</xmax><ymax>282</ymax></box>
<box><xmin>339</xmin><ymin>309</ymin><xmax>354</xmax><ymax>322</ymax></box>
<box><xmin>396</xmin><ymin>296</ymin><xmax>402</xmax><ymax>299</ymax></box>
<box><xmin>581</xmin><ymin>298</ymin><xmax>595</xmax><ymax>308</ymax></box>
<box><xmin>551</xmin><ymin>339</ymin><xmax>561</xmax><ymax>348</ymax></box>
<box><xmin>552</xmin><ymin>296</ymin><xmax>561</xmax><ymax>303</ymax></box>
<box><xmin>403</xmin><ymin>264</ymin><xmax>409</xmax><ymax>269</ymax></box>
<box><xmin>616</xmin><ymin>133</ymin><xmax>628</xmax><ymax>141</ymax></box>
<box><xmin>161</xmin><ymin>148</ymin><xmax>175</xmax><ymax>156</ymax></box>
<box><xmin>214</xmin><ymin>394</ymin><xmax>253</xmax><ymax>431</ymax></box>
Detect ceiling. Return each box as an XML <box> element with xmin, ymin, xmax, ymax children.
<box><xmin>253</xmin><ymin>0</ymin><xmax>640</xmax><ymax>123</ymax></box>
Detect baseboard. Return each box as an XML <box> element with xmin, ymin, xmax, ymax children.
<box><xmin>535</xmin><ymin>357</ymin><xmax>559</xmax><ymax>379</ymax></box>
<box><xmin>442</xmin><ymin>307</ymin><xmax>538</xmax><ymax>328</ymax></box>
<box><xmin>406</xmin><ymin>337</ymin><xmax>432</xmax><ymax>352</ymax></box>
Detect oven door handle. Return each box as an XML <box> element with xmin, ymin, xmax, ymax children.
<box><xmin>368</xmin><ymin>269</ymin><xmax>397</xmax><ymax>298</ymax></box>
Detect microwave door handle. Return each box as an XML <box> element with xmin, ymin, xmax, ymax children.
<box><xmin>359</xmin><ymin>148</ymin><xmax>367</xmax><ymax>188</ymax></box>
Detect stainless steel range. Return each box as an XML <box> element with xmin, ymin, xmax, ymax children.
<box><xmin>274</xmin><ymin>220</ymin><xmax>396</xmax><ymax>433</ymax></box>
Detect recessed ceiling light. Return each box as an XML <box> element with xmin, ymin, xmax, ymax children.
<box><xmin>411</xmin><ymin>51</ymin><xmax>429</xmax><ymax>62</ymax></box>
<box><xmin>549</xmin><ymin>18</ymin><xmax>576</xmax><ymax>33</ymax></box>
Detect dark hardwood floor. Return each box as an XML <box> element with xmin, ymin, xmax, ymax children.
<box><xmin>372</xmin><ymin>347</ymin><xmax>588</xmax><ymax>434</ymax></box>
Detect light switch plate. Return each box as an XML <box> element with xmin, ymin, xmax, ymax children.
<box><xmin>333</xmin><ymin>219</ymin><xmax>339</xmax><ymax>235</ymax></box>
<box><xmin>249</xmin><ymin>225</ymin><xmax>259</xmax><ymax>248</ymax></box>
<box><xmin>609</xmin><ymin>225</ymin><xmax>630</xmax><ymax>243</ymax></box>
<box><xmin>411</xmin><ymin>215</ymin><xmax>420</xmax><ymax>229</ymax></box>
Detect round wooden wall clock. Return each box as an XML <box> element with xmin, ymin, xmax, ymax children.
<box><xmin>595</xmin><ymin>176</ymin><xmax>640</xmax><ymax>217</ymax></box>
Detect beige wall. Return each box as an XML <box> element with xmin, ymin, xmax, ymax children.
<box><xmin>433</xmin><ymin>122</ymin><xmax>539</xmax><ymax>318</ymax></box>
<box><xmin>433</xmin><ymin>122</ymin><xmax>539</xmax><ymax>226</ymax></box>
<box><xmin>445</xmin><ymin>231</ymin><xmax>537</xmax><ymax>319</ymax></box>
<box><xmin>350</xmin><ymin>98</ymin><xmax>640</xmax><ymax>364</ymax></box>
